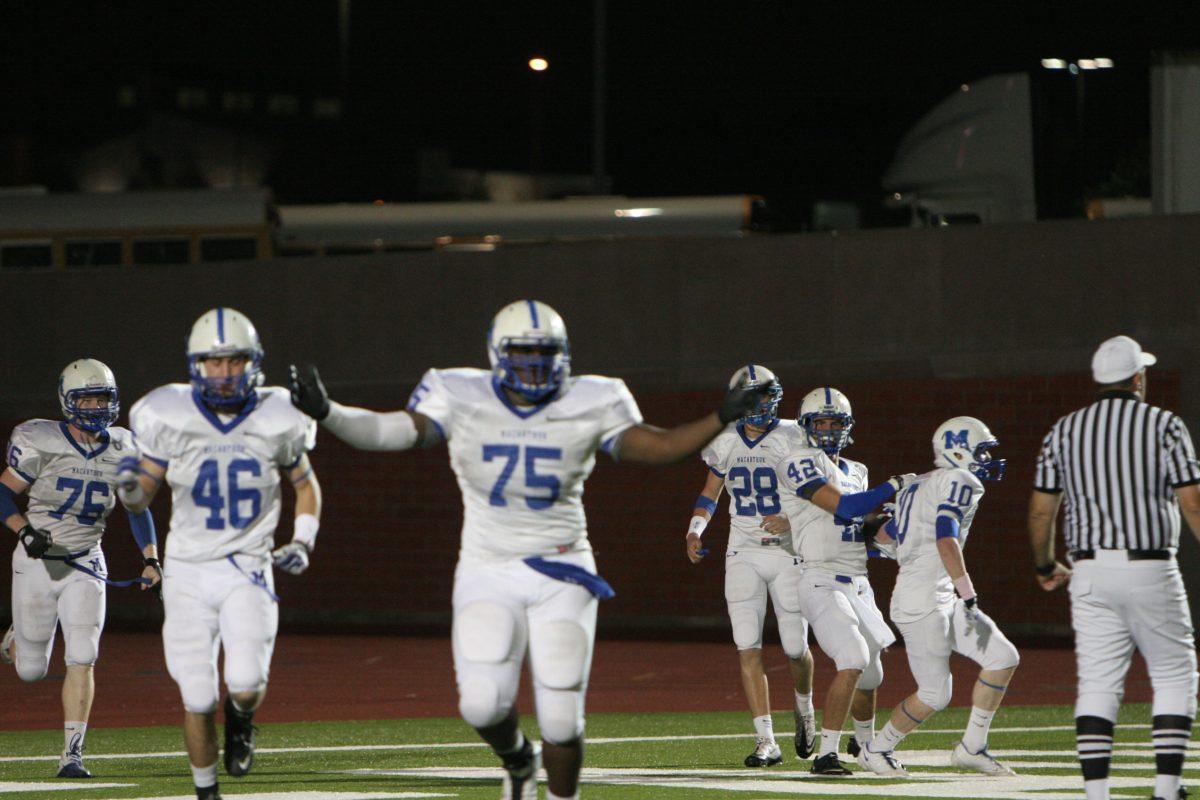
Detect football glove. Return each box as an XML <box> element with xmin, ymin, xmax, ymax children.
<box><xmin>272</xmin><ymin>541</ymin><xmax>310</xmax><ymax>575</ymax></box>
<box><xmin>289</xmin><ymin>364</ymin><xmax>331</xmax><ymax>421</ymax></box>
<box><xmin>18</xmin><ymin>525</ymin><xmax>51</xmax><ymax>559</ymax></box>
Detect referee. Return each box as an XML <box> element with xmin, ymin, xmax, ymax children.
<box><xmin>1029</xmin><ymin>335</ymin><xmax>1200</xmax><ymax>800</ymax></box>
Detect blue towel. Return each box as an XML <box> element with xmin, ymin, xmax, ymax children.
<box><xmin>42</xmin><ymin>551</ymin><xmax>152</xmax><ymax>587</ymax></box>
<box><xmin>523</xmin><ymin>557</ymin><xmax>615</xmax><ymax>600</ymax></box>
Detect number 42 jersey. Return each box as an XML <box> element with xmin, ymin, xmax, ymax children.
<box><xmin>130</xmin><ymin>384</ymin><xmax>316</xmax><ymax>562</ymax></box>
<box><xmin>407</xmin><ymin>368</ymin><xmax>642</xmax><ymax>565</ymax></box>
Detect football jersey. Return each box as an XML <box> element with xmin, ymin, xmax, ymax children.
<box><xmin>701</xmin><ymin>419</ymin><xmax>797</xmax><ymax>557</ymax></box>
<box><xmin>5</xmin><ymin>419</ymin><xmax>138</xmax><ymax>553</ymax></box>
<box><xmin>888</xmin><ymin>467</ymin><xmax>984</xmax><ymax>622</ymax></box>
<box><xmin>407</xmin><ymin>368</ymin><xmax>642</xmax><ymax>564</ymax></box>
<box><xmin>771</xmin><ymin>427</ymin><xmax>871</xmax><ymax>575</ymax></box>
<box><xmin>129</xmin><ymin>384</ymin><xmax>315</xmax><ymax>562</ymax></box>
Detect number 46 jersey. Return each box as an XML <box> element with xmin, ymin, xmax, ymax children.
<box><xmin>130</xmin><ymin>384</ymin><xmax>316</xmax><ymax>562</ymax></box>
<box><xmin>407</xmin><ymin>368</ymin><xmax>642</xmax><ymax>565</ymax></box>
<box><xmin>701</xmin><ymin>419</ymin><xmax>797</xmax><ymax>557</ymax></box>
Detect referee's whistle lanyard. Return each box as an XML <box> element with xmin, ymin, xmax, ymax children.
<box><xmin>226</xmin><ymin>553</ymin><xmax>280</xmax><ymax>603</ymax></box>
<box><xmin>40</xmin><ymin>549</ymin><xmax>152</xmax><ymax>588</ymax></box>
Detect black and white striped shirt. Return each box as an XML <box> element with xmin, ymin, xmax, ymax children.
<box><xmin>1035</xmin><ymin>390</ymin><xmax>1200</xmax><ymax>551</ymax></box>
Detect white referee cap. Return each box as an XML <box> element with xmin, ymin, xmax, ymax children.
<box><xmin>1092</xmin><ymin>335</ymin><xmax>1156</xmax><ymax>383</ymax></box>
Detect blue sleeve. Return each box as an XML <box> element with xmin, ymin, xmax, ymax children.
<box><xmin>834</xmin><ymin>481</ymin><xmax>895</xmax><ymax>519</ymax></box>
<box><xmin>0</xmin><ymin>482</ymin><xmax>21</xmax><ymax>524</ymax></box>
<box><xmin>935</xmin><ymin>515</ymin><xmax>960</xmax><ymax>540</ymax></box>
<box><xmin>128</xmin><ymin>508</ymin><xmax>157</xmax><ymax>550</ymax></box>
<box><xmin>694</xmin><ymin>495</ymin><xmax>718</xmax><ymax>514</ymax></box>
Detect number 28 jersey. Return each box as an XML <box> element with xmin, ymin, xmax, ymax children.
<box><xmin>130</xmin><ymin>384</ymin><xmax>315</xmax><ymax>562</ymax></box>
<box><xmin>701</xmin><ymin>419</ymin><xmax>797</xmax><ymax>557</ymax></box>
<box><xmin>6</xmin><ymin>419</ymin><xmax>139</xmax><ymax>554</ymax></box>
<box><xmin>407</xmin><ymin>368</ymin><xmax>642</xmax><ymax>565</ymax></box>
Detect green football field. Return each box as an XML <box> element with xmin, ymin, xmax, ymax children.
<box><xmin>0</xmin><ymin>703</ymin><xmax>1189</xmax><ymax>799</ymax></box>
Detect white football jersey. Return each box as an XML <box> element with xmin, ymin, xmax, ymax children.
<box><xmin>888</xmin><ymin>467</ymin><xmax>984</xmax><ymax>623</ymax></box>
<box><xmin>407</xmin><ymin>368</ymin><xmax>642</xmax><ymax>564</ymax></box>
<box><xmin>129</xmin><ymin>384</ymin><xmax>315</xmax><ymax>562</ymax></box>
<box><xmin>5</xmin><ymin>419</ymin><xmax>138</xmax><ymax>554</ymax></box>
<box><xmin>771</xmin><ymin>428</ymin><xmax>871</xmax><ymax>575</ymax></box>
<box><xmin>701</xmin><ymin>419</ymin><xmax>797</xmax><ymax>557</ymax></box>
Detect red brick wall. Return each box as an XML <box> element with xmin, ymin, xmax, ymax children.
<box><xmin>5</xmin><ymin>370</ymin><xmax>1180</xmax><ymax>639</ymax></box>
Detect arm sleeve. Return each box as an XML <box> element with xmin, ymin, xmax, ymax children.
<box><xmin>1034</xmin><ymin>427</ymin><xmax>1062</xmax><ymax>493</ymax></box>
<box><xmin>322</xmin><ymin>403</ymin><xmax>417</xmax><ymax>452</ymax></box>
<box><xmin>5</xmin><ymin>424</ymin><xmax>43</xmax><ymax>484</ymax></box>
<box><xmin>599</xmin><ymin>379</ymin><xmax>644</xmax><ymax>458</ymax></box>
<box><xmin>1165</xmin><ymin>414</ymin><xmax>1200</xmax><ymax>488</ymax></box>
<box><xmin>405</xmin><ymin>369</ymin><xmax>454</xmax><ymax>442</ymax></box>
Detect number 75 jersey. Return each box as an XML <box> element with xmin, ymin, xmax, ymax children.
<box><xmin>130</xmin><ymin>384</ymin><xmax>316</xmax><ymax>562</ymax></box>
<box><xmin>407</xmin><ymin>368</ymin><xmax>642</xmax><ymax>565</ymax></box>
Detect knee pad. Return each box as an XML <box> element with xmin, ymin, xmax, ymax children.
<box><xmin>62</xmin><ymin>625</ymin><xmax>100</xmax><ymax>667</ymax></box>
<box><xmin>455</xmin><ymin>602</ymin><xmax>518</xmax><ymax>665</ymax></box>
<box><xmin>858</xmin><ymin>652</ymin><xmax>884</xmax><ymax>692</ymax></box>
<box><xmin>778</xmin><ymin>619</ymin><xmax>809</xmax><ymax>660</ymax></box>
<box><xmin>831</xmin><ymin>631</ymin><xmax>870</xmax><ymax>673</ymax></box>
<box><xmin>530</xmin><ymin>620</ymin><xmax>589</xmax><ymax>691</ymax></box>
<box><xmin>458</xmin><ymin>675</ymin><xmax>508</xmax><ymax>729</ymax></box>
<box><xmin>1076</xmin><ymin>691</ymin><xmax>1121</xmax><ymax>722</ymax></box>
<box><xmin>535</xmin><ymin>687</ymin><xmax>584</xmax><ymax>745</ymax></box>
<box><xmin>15</xmin><ymin>653</ymin><xmax>49</xmax><ymax>682</ymax></box>
<box><xmin>917</xmin><ymin>674</ymin><xmax>953</xmax><ymax>711</ymax></box>
<box><xmin>980</xmin><ymin>634</ymin><xmax>1020</xmax><ymax>672</ymax></box>
<box><xmin>176</xmin><ymin>665</ymin><xmax>220</xmax><ymax>714</ymax></box>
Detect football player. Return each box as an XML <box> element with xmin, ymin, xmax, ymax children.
<box><xmin>857</xmin><ymin>417</ymin><xmax>1020</xmax><ymax>777</ymax></box>
<box><xmin>759</xmin><ymin>387</ymin><xmax>896</xmax><ymax>775</ymax></box>
<box><xmin>289</xmin><ymin>299</ymin><xmax>769</xmax><ymax>800</ymax></box>
<box><xmin>119</xmin><ymin>308</ymin><xmax>321</xmax><ymax>800</ymax></box>
<box><xmin>685</xmin><ymin>365</ymin><xmax>816</xmax><ymax>769</ymax></box>
<box><xmin>0</xmin><ymin>359</ymin><xmax>161</xmax><ymax>778</ymax></box>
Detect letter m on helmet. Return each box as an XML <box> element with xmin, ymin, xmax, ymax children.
<box><xmin>943</xmin><ymin>429</ymin><xmax>970</xmax><ymax>449</ymax></box>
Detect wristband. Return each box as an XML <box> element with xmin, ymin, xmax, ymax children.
<box><xmin>1034</xmin><ymin>561</ymin><xmax>1057</xmax><ymax>577</ymax></box>
<box><xmin>687</xmin><ymin>515</ymin><xmax>708</xmax><ymax>537</ymax></box>
<box><xmin>293</xmin><ymin>513</ymin><xmax>320</xmax><ymax>551</ymax></box>
<box><xmin>144</xmin><ymin>557</ymin><xmax>162</xmax><ymax>569</ymax></box>
<box><xmin>953</xmin><ymin>573</ymin><xmax>976</xmax><ymax>601</ymax></box>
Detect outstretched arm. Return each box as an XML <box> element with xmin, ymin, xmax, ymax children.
<box><xmin>615</xmin><ymin>383</ymin><xmax>772</xmax><ymax>465</ymax></box>
<box><xmin>290</xmin><ymin>364</ymin><xmax>439</xmax><ymax>451</ymax></box>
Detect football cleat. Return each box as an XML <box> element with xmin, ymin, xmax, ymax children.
<box><xmin>810</xmin><ymin>752</ymin><xmax>853</xmax><ymax>775</ymax></box>
<box><xmin>847</xmin><ymin>737</ymin><xmax>862</xmax><ymax>758</ymax></box>
<box><xmin>744</xmin><ymin>737</ymin><xmax>783</xmax><ymax>767</ymax></box>
<box><xmin>1</xmin><ymin>624</ymin><xmax>13</xmax><ymax>664</ymax></box>
<box><xmin>951</xmin><ymin>741</ymin><xmax>1016</xmax><ymax>776</ymax></box>
<box><xmin>223</xmin><ymin>697</ymin><xmax>257</xmax><ymax>777</ymax></box>
<box><xmin>500</xmin><ymin>737</ymin><xmax>540</xmax><ymax>800</ymax></box>
<box><xmin>57</xmin><ymin>750</ymin><xmax>92</xmax><ymax>778</ymax></box>
<box><xmin>794</xmin><ymin>707</ymin><xmax>816</xmax><ymax>759</ymax></box>
<box><xmin>1150</xmin><ymin>788</ymin><xmax>1188</xmax><ymax>800</ymax></box>
<box><xmin>196</xmin><ymin>784</ymin><xmax>223</xmax><ymax>800</ymax></box>
<box><xmin>857</xmin><ymin>743</ymin><xmax>908</xmax><ymax>777</ymax></box>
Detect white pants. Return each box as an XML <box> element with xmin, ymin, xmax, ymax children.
<box><xmin>162</xmin><ymin>554</ymin><xmax>278</xmax><ymax>714</ymax></box>
<box><xmin>894</xmin><ymin>599</ymin><xmax>1020</xmax><ymax>711</ymax></box>
<box><xmin>10</xmin><ymin>545</ymin><xmax>106</xmax><ymax>681</ymax></box>
<box><xmin>1070</xmin><ymin>553</ymin><xmax>1198</xmax><ymax>720</ymax></box>
<box><xmin>452</xmin><ymin>551</ymin><xmax>598</xmax><ymax>745</ymax></box>
<box><xmin>724</xmin><ymin>548</ymin><xmax>809</xmax><ymax>657</ymax></box>
<box><xmin>782</xmin><ymin>568</ymin><xmax>890</xmax><ymax>688</ymax></box>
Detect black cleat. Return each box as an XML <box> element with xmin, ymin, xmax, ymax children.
<box><xmin>500</xmin><ymin>737</ymin><xmax>540</xmax><ymax>800</ymax></box>
<box><xmin>811</xmin><ymin>752</ymin><xmax>853</xmax><ymax>775</ymax></box>
<box><xmin>223</xmin><ymin>696</ymin><xmax>257</xmax><ymax>777</ymax></box>
<box><xmin>56</xmin><ymin>756</ymin><xmax>92</xmax><ymax>778</ymax></box>
<box><xmin>1151</xmin><ymin>789</ymin><xmax>1189</xmax><ymax>800</ymax></box>
<box><xmin>847</xmin><ymin>737</ymin><xmax>861</xmax><ymax>758</ymax></box>
<box><xmin>196</xmin><ymin>784</ymin><xmax>222</xmax><ymax>800</ymax></box>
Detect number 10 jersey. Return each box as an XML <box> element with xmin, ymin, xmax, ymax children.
<box><xmin>130</xmin><ymin>384</ymin><xmax>315</xmax><ymax>562</ymax></box>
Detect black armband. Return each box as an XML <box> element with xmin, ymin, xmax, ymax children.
<box><xmin>1034</xmin><ymin>561</ymin><xmax>1057</xmax><ymax>577</ymax></box>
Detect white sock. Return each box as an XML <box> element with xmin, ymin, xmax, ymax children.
<box><xmin>853</xmin><ymin>716</ymin><xmax>875</xmax><ymax>747</ymax></box>
<box><xmin>753</xmin><ymin>714</ymin><xmax>775</xmax><ymax>743</ymax></box>
<box><xmin>190</xmin><ymin>762</ymin><xmax>218</xmax><ymax>789</ymax></box>
<box><xmin>962</xmin><ymin>706</ymin><xmax>996</xmax><ymax>752</ymax></box>
<box><xmin>820</xmin><ymin>728</ymin><xmax>841</xmax><ymax>756</ymax></box>
<box><xmin>63</xmin><ymin>721</ymin><xmax>87</xmax><ymax>756</ymax></box>
<box><xmin>872</xmin><ymin>721</ymin><xmax>906</xmax><ymax>752</ymax></box>
<box><xmin>1083</xmin><ymin>778</ymin><xmax>1109</xmax><ymax>800</ymax></box>
<box><xmin>794</xmin><ymin>691</ymin><xmax>814</xmax><ymax>716</ymax></box>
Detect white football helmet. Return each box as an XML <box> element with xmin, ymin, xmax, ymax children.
<box><xmin>187</xmin><ymin>307</ymin><xmax>264</xmax><ymax>408</ymax></box>
<box><xmin>727</xmin><ymin>365</ymin><xmax>782</xmax><ymax>427</ymax></box>
<box><xmin>487</xmin><ymin>300</ymin><xmax>571</xmax><ymax>403</ymax></box>
<box><xmin>798</xmin><ymin>387</ymin><xmax>854</xmax><ymax>455</ymax></box>
<box><xmin>933</xmin><ymin>416</ymin><xmax>1006</xmax><ymax>481</ymax></box>
<box><xmin>58</xmin><ymin>358</ymin><xmax>119</xmax><ymax>433</ymax></box>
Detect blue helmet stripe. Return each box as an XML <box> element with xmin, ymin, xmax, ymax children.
<box><xmin>217</xmin><ymin>307</ymin><xmax>226</xmax><ymax>342</ymax></box>
<box><xmin>824</xmin><ymin>387</ymin><xmax>831</xmax><ymax>404</ymax></box>
<box><xmin>527</xmin><ymin>300</ymin><xmax>540</xmax><ymax>328</ymax></box>
<box><xmin>747</xmin><ymin>364</ymin><xmax>757</xmax><ymax>381</ymax></box>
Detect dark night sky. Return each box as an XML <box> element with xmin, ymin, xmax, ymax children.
<box><xmin>4</xmin><ymin>2</ymin><xmax>1200</xmax><ymax>212</ymax></box>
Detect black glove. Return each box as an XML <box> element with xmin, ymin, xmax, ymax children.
<box><xmin>143</xmin><ymin>557</ymin><xmax>163</xmax><ymax>601</ymax></box>
<box><xmin>289</xmin><ymin>364</ymin><xmax>331</xmax><ymax>421</ymax></box>
<box><xmin>18</xmin><ymin>525</ymin><xmax>51</xmax><ymax>558</ymax></box>
<box><xmin>718</xmin><ymin>384</ymin><xmax>770</xmax><ymax>425</ymax></box>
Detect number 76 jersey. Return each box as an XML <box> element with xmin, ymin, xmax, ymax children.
<box><xmin>130</xmin><ymin>384</ymin><xmax>316</xmax><ymax>562</ymax></box>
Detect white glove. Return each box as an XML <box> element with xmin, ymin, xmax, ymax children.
<box><xmin>887</xmin><ymin>473</ymin><xmax>917</xmax><ymax>493</ymax></box>
<box><xmin>272</xmin><ymin>541</ymin><xmax>310</xmax><ymax>575</ymax></box>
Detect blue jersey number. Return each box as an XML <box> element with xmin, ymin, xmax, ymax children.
<box><xmin>482</xmin><ymin>445</ymin><xmax>563</xmax><ymax>509</ymax></box>
<box><xmin>840</xmin><ymin>519</ymin><xmax>866</xmax><ymax>543</ymax></box>
<box><xmin>947</xmin><ymin>480</ymin><xmax>973</xmax><ymax>507</ymax></box>
<box><xmin>191</xmin><ymin>458</ymin><xmax>263</xmax><ymax>530</ymax></box>
<box><xmin>892</xmin><ymin>484</ymin><xmax>919</xmax><ymax>544</ymax></box>
<box><xmin>48</xmin><ymin>477</ymin><xmax>109</xmax><ymax>525</ymax></box>
<box><xmin>727</xmin><ymin>466</ymin><xmax>781</xmax><ymax>516</ymax></box>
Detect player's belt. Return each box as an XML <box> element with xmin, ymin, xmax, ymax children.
<box><xmin>1070</xmin><ymin>548</ymin><xmax>1171</xmax><ymax>561</ymax></box>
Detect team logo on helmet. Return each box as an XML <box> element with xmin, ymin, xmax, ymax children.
<box><xmin>933</xmin><ymin>416</ymin><xmax>1006</xmax><ymax>481</ymax></box>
